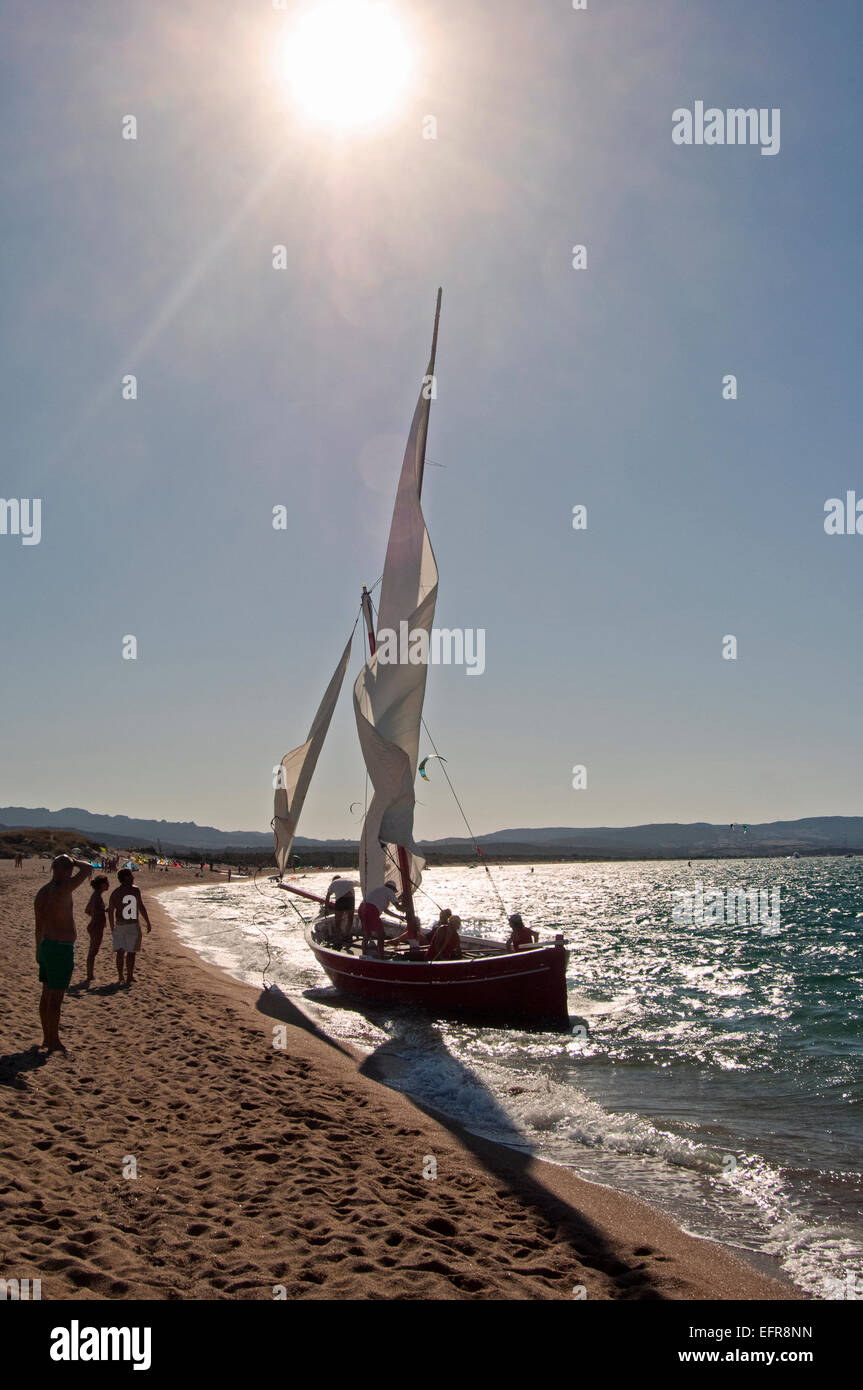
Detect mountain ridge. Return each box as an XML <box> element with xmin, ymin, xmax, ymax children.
<box><xmin>2</xmin><ymin>806</ymin><xmax>863</xmax><ymax>857</ymax></box>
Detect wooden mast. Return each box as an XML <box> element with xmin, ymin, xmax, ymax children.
<box><xmin>397</xmin><ymin>288</ymin><xmax>441</xmax><ymax>939</ymax></box>
<box><xmin>366</xmin><ymin>289</ymin><xmax>442</xmax><ymax>942</ymax></box>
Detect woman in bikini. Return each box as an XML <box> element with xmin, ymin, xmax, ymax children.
<box><xmin>83</xmin><ymin>875</ymin><xmax>110</xmax><ymax>983</ymax></box>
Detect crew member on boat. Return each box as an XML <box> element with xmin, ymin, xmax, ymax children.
<box><xmin>393</xmin><ymin>904</ymin><xmax>449</xmax><ymax>947</ymax></box>
<box><xmin>325</xmin><ymin>875</ymin><xmax>358</xmax><ymax>946</ymax></box>
<box><xmin>506</xmin><ymin>912</ymin><xmax>538</xmax><ymax>950</ymax></box>
<box><xmin>358</xmin><ymin>881</ymin><xmax>402</xmax><ymax>956</ymax></box>
<box><xmin>427</xmin><ymin>913</ymin><xmax>462</xmax><ymax>961</ymax></box>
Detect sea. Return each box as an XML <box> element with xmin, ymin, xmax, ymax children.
<box><xmin>157</xmin><ymin>857</ymin><xmax>863</xmax><ymax>1299</ymax></box>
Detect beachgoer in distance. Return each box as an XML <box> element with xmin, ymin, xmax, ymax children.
<box><xmin>34</xmin><ymin>854</ymin><xmax>93</xmax><ymax>1052</ymax></box>
<box><xmin>507</xmin><ymin>912</ymin><xmax>538</xmax><ymax>950</ymax></box>
<box><xmin>83</xmin><ymin>875</ymin><xmax>110</xmax><ymax>983</ymax></box>
<box><xmin>325</xmin><ymin>875</ymin><xmax>359</xmax><ymax>947</ymax></box>
<box><xmin>108</xmin><ymin>868</ymin><xmax>151</xmax><ymax>985</ymax></box>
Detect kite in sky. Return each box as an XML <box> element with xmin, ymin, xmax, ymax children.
<box><xmin>418</xmin><ymin>755</ymin><xmax>447</xmax><ymax>781</ymax></box>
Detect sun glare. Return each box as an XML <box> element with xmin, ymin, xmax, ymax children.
<box><xmin>281</xmin><ymin>1</ymin><xmax>414</xmax><ymax>130</ymax></box>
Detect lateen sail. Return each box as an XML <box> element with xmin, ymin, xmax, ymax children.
<box><xmin>273</xmin><ymin>636</ymin><xmax>353</xmax><ymax>876</ymax></box>
<box><xmin>354</xmin><ymin>301</ymin><xmax>440</xmax><ymax>895</ymax></box>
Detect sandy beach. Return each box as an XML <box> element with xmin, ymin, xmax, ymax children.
<box><xmin>0</xmin><ymin>861</ymin><xmax>802</xmax><ymax>1301</ymax></box>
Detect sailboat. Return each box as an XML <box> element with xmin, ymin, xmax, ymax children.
<box><xmin>272</xmin><ymin>291</ymin><xmax>569</xmax><ymax>1029</ymax></box>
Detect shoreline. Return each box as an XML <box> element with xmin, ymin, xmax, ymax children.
<box><xmin>1</xmin><ymin>863</ymin><xmax>803</xmax><ymax>1300</ymax></box>
<box><xmin>160</xmin><ymin>878</ymin><xmax>806</xmax><ymax>1298</ymax></box>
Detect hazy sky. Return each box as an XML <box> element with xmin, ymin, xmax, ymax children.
<box><xmin>2</xmin><ymin>0</ymin><xmax>862</xmax><ymax>840</ymax></box>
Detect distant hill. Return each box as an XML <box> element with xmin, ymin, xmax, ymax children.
<box><xmin>2</xmin><ymin>807</ymin><xmax>863</xmax><ymax>859</ymax></box>
<box><xmin>0</xmin><ymin>807</ymin><xmax>280</xmax><ymax>853</ymax></box>
<box><xmin>0</xmin><ymin>827</ymin><xmax>102</xmax><ymax>860</ymax></box>
<box><xmin>425</xmin><ymin>817</ymin><xmax>863</xmax><ymax>857</ymax></box>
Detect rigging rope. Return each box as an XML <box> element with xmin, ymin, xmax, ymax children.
<box><xmin>248</xmin><ymin>866</ymin><xmax>312</xmax><ymax>988</ymax></box>
<box><xmin>420</xmin><ymin>712</ymin><xmax>511</xmax><ymax>922</ymax></box>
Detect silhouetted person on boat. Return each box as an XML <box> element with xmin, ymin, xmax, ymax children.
<box><xmin>358</xmin><ymin>880</ymin><xmax>401</xmax><ymax>956</ymax></box>
<box><xmin>325</xmin><ymin>875</ymin><xmax>358</xmax><ymax>946</ymax></box>
<box><xmin>427</xmin><ymin>914</ymin><xmax>462</xmax><ymax>961</ymax></box>
<box><xmin>393</xmin><ymin>905</ymin><xmax>448</xmax><ymax>947</ymax></box>
<box><xmin>507</xmin><ymin>913</ymin><xmax>539</xmax><ymax>950</ymax></box>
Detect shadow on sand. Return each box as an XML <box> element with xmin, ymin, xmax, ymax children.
<box><xmin>254</xmin><ymin>982</ymin><xmax>357</xmax><ymax>1062</ymax></box>
<box><xmin>0</xmin><ymin>1046</ymin><xmax>48</xmax><ymax>1088</ymax></box>
<box><xmin>255</xmin><ymin>984</ymin><xmax>665</xmax><ymax>1298</ymax></box>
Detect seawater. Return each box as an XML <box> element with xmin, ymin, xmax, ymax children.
<box><xmin>157</xmin><ymin>857</ymin><xmax>863</xmax><ymax>1298</ymax></box>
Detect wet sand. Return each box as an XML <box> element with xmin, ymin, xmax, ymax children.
<box><xmin>0</xmin><ymin>862</ymin><xmax>803</xmax><ymax>1300</ymax></box>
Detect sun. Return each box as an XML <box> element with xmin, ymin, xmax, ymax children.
<box><xmin>281</xmin><ymin>1</ymin><xmax>414</xmax><ymax>130</ymax></box>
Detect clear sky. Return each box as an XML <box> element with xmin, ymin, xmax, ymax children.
<box><xmin>2</xmin><ymin>0</ymin><xmax>861</xmax><ymax>840</ymax></box>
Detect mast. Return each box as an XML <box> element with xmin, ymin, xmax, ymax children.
<box><xmin>361</xmin><ymin>584</ymin><xmax>376</xmax><ymax>656</ymax></box>
<box><xmin>354</xmin><ymin>288</ymin><xmax>442</xmax><ymax>941</ymax></box>
<box><xmin>393</xmin><ymin>287</ymin><xmax>441</xmax><ymax>937</ymax></box>
<box><xmin>416</xmin><ymin>286</ymin><xmax>442</xmax><ymax>500</ymax></box>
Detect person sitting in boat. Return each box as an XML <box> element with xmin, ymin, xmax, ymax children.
<box><xmin>358</xmin><ymin>881</ymin><xmax>402</xmax><ymax>956</ymax></box>
<box><xmin>506</xmin><ymin>913</ymin><xmax>538</xmax><ymax>950</ymax></box>
<box><xmin>393</xmin><ymin>905</ymin><xmax>448</xmax><ymax>948</ymax></box>
<box><xmin>433</xmin><ymin>907</ymin><xmax>451</xmax><ymax>937</ymax></box>
<box><xmin>325</xmin><ymin>875</ymin><xmax>358</xmax><ymax>947</ymax></box>
<box><xmin>427</xmin><ymin>913</ymin><xmax>462</xmax><ymax>961</ymax></box>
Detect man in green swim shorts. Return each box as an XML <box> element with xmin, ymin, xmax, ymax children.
<box><xmin>34</xmin><ymin>854</ymin><xmax>93</xmax><ymax>1052</ymax></box>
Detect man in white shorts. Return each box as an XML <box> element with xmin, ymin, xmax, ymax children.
<box><xmin>108</xmin><ymin>868</ymin><xmax>152</xmax><ymax>985</ymax></box>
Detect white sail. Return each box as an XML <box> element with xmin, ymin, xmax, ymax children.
<box><xmin>354</xmin><ymin>302</ymin><xmax>440</xmax><ymax>896</ymax></box>
<box><xmin>273</xmin><ymin>636</ymin><xmax>353</xmax><ymax>876</ymax></box>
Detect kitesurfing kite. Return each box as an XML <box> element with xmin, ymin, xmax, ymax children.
<box><xmin>418</xmin><ymin>754</ymin><xmax>447</xmax><ymax>782</ymax></box>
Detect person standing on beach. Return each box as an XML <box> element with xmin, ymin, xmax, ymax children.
<box><xmin>82</xmin><ymin>875</ymin><xmax>110</xmax><ymax>983</ymax></box>
<box><xmin>34</xmin><ymin>854</ymin><xmax>93</xmax><ymax>1052</ymax></box>
<box><xmin>108</xmin><ymin>868</ymin><xmax>151</xmax><ymax>985</ymax></box>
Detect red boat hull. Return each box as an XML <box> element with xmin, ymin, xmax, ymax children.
<box><xmin>304</xmin><ymin>927</ymin><xmax>570</xmax><ymax>1029</ymax></box>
